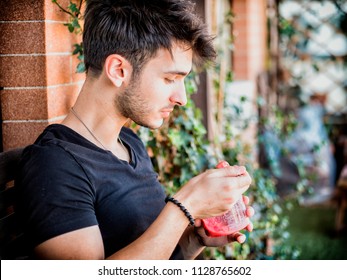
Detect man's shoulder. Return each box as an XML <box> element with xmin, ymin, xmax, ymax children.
<box><xmin>34</xmin><ymin>124</ymin><xmax>79</xmax><ymax>145</ymax></box>
<box><xmin>21</xmin><ymin>140</ymin><xmax>74</xmax><ymax>170</ymax></box>
<box><xmin>22</xmin><ymin>124</ymin><xmax>75</xmax><ymax>160</ymax></box>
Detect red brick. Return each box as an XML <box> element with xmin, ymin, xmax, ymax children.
<box><xmin>234</xmin><ymin>38</ymin><xmax>249</xmax><ymax>50</ymax></box>
<box><xmin>232</xmin><ymin>0</ymin><xmax>267</xmax><ymax>81</ymax></box>
<box><xmin>233</xmin><ymin>61</ymin><xmax>249</xmax><ymax>80</ymax></box>
<box><xmin>0</xmin><ymin>56</ymin><xmax>47</xmax><ymax>87</ymax></box>
<box><xmin>232</xmin><ymin>0</ymin><xmax>247</xmax><ymax>14</ymax></box>
<box><xmin>45</xmin><ymin>22</ymin><xmax>81</xmax><ymax>53</ymax></box>
<box><xmin>0</xmin><ymin>22</ymin><xmax>45</xmax><ymax>55</ymax></box>
<box><xmin>46</xmin><ymin>55</ymin><xmax>72</xmax><ymax>86</ymax></box>
<box><xmin>0</xmin><ymin>0</ymin><xmax>45</xmax><ymax>21</ymax></box>
<box><xmin>0</xmin><ymin>88</ymin><xmax>48</xmax><ymax>120</ymax></box>
<box><xmin>45</xmin><ymin>0</ymin><xmax>85</xmax><ymax>22</ymax></box>
<box><xmin>2</xmin><ymin>121</ymin><xmax>48</xmax><ymax>150</ymax></box>
<box><xmin>47</xmin><ymin>84</ymin><xmax>80</xmax><ymax>119</ymax></box>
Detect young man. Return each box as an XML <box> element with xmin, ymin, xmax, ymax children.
<box><xmin>16</xmin><ymin>0</ymin><xmax>253</xmax><ymax>259</ymax></box>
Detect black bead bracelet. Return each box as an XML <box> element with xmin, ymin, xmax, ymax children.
<box><xmin>165</xmin><ymin>195</ymin><xmax>195</xmax><ymax>226</ymax></box>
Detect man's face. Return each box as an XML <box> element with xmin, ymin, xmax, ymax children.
<box><xmin>115</xmin><ymin>43</ymin><xmax>192</xmax><ymax>129</ymax></box>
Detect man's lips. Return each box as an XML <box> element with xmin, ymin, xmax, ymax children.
<box><xmin>160</xmin><ymin>108</ymin><xmax>174</xmax><ymax>118</ymax></box>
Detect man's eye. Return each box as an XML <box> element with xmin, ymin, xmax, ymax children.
<box><xmin>165</xmin><ymin>78</ymin><xmax>175</xmax><ymax>84</ymax></box>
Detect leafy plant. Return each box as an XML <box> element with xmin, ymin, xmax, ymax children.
<box><xmin>52</xmin><ymin>0</ymin><xmax>85</xmax><ymax>73</ymax></box>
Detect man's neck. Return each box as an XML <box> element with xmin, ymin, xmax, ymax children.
<box><xmin>62</xmin><ymin>77</ymin><xmax>130</xmax><ymax>161</ymax></box>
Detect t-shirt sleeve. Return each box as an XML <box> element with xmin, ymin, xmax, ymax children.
<box><xmin>16</xmin><ymin>143</ymin><xmax>98</xmax><ymax>248</ymax></box>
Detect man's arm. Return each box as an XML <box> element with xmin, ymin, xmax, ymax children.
<box><xmin>34</xmin><ymin>166</ymin><xmax>252</xmax><ymax>259</ymax></box>
<box><xmin>34</xmin><ymin>202</ymin><xmax>191</xmax><ymax>260</ymax></box>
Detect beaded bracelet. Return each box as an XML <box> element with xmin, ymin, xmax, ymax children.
<box><xmin>165</xmin><ymin>195</ymin><xmax>195</xmax><ymax>226</ymax></box>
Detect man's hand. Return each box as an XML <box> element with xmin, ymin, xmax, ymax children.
<box><xmin>194</xmin><ymin>196</ymin><xmax>254</xmax><ymax>247</ymax></box>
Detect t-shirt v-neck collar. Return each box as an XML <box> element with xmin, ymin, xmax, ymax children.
<box><xmin>48</xmin><ymin>124</ymin><xmax>137</xmax><ymax>168</ymax></box>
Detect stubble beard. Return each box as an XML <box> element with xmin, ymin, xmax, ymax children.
<box><xmin>114</xmin><ymin>80</ymin><xmax>163</xmax><ymax>129</ymax></box>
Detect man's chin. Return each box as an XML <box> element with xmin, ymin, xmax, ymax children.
<box><xmin>149</xmin><ymin>119</ymin><xmax>165</xmax><ymax>129</ymax></box>
<box><xmin>133</xmin><ymin>119</ymin><xmax>164</xmax><ymax>130</ymax></box>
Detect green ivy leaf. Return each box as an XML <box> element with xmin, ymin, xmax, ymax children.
<box><xmin>68</xmin><ymin>2</ymin><xmax>79</xmax><ymax>14</ymax></box>
<box><xmin>76</xmin><ymin>62</ymin><xmax>86</xmax><ymax>73</ymax></box>
<box><xmin>64</xmin><ymin>23</ymin><xmax>74</xmax><ymax>33</ymax></box>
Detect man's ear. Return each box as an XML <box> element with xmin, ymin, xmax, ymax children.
<box><xmin>104</xmin><ymin>54</ymin><xmax>132</xmax><ymax>88</ymax></box>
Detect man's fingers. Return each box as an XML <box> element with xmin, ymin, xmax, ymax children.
<box><xmin>246</xmin><ymin>206</ymin><xmax>254</xmax><ymax>217</ymax></box>
<box><xmin>222</xmin><ymin>165</ymin><xmax>247</xmax><ymax>177</ymax></box>
<box><xmin>228</xmin><ymin>232</ymin><xmax>246</xmax><ymax>243</ymax></box>
<box><xmin>194</xmin><ymin>218</ymin><xmax>202</xmax><ymax>227</ymax></box>
<box><xmin>245</xmin><ymin>221</ymin><xmax>253</xmax><ymax>232</ymax></box>
<box><xmin>243</xmin><ymin>195</ymin><xmax>250</xmax><ymax>205</ymax></box>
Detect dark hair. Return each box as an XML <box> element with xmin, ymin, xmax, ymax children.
<box><xmin>83</xmin><ymin>0</ymin><xmax>216</xmax><ymax>76</ymax></box>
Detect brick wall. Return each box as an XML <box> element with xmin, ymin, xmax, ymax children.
<box><xmin>0</xmin><ymin>0</ymin><xmax>84</xmax><ymax>151</ymax></box>
<box><xmin>230</xmin><ymin>0</ymin><xmax>267</xmax><ymax>154</ymax></box>
<box><xmin>232</xmin><ymin>0</ymin><xmax>267</xmax><ymax>81</ymax></box>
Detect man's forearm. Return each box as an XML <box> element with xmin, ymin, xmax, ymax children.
<box><xmin>179</xmin><ymin>226</ymin><xmax>205</xmax><ymax>260</ymax></box>
<box><xmin>107</xmin><ymin>202</ymin><xmax>191</xmax><ymax>260</ymax></box>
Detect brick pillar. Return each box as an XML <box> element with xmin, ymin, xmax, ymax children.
<box><xmin>232</xmin><ymin>0</ymin><xmax>267</xmax><ymax>81</ymax></box>
<box><xmin>0</xmin><ymin>0</ymin><xmax>84</xmax><ymax>151</ymax></box>
<box><xmin>228</xmin><ymin>0</ymin><xmax>267</xmax><ymax>156</ymax></box>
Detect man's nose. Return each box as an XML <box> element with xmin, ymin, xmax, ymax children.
<box><xmin>169</xmin><ymin>81</ymin><xmax>187</xmax><ymax>106</ymax></box>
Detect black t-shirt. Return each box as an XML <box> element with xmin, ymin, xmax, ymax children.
<box><xmin>16</xmin><ymin>124</ymin><xmax>183</xmax><ymax>259</ymax></box>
